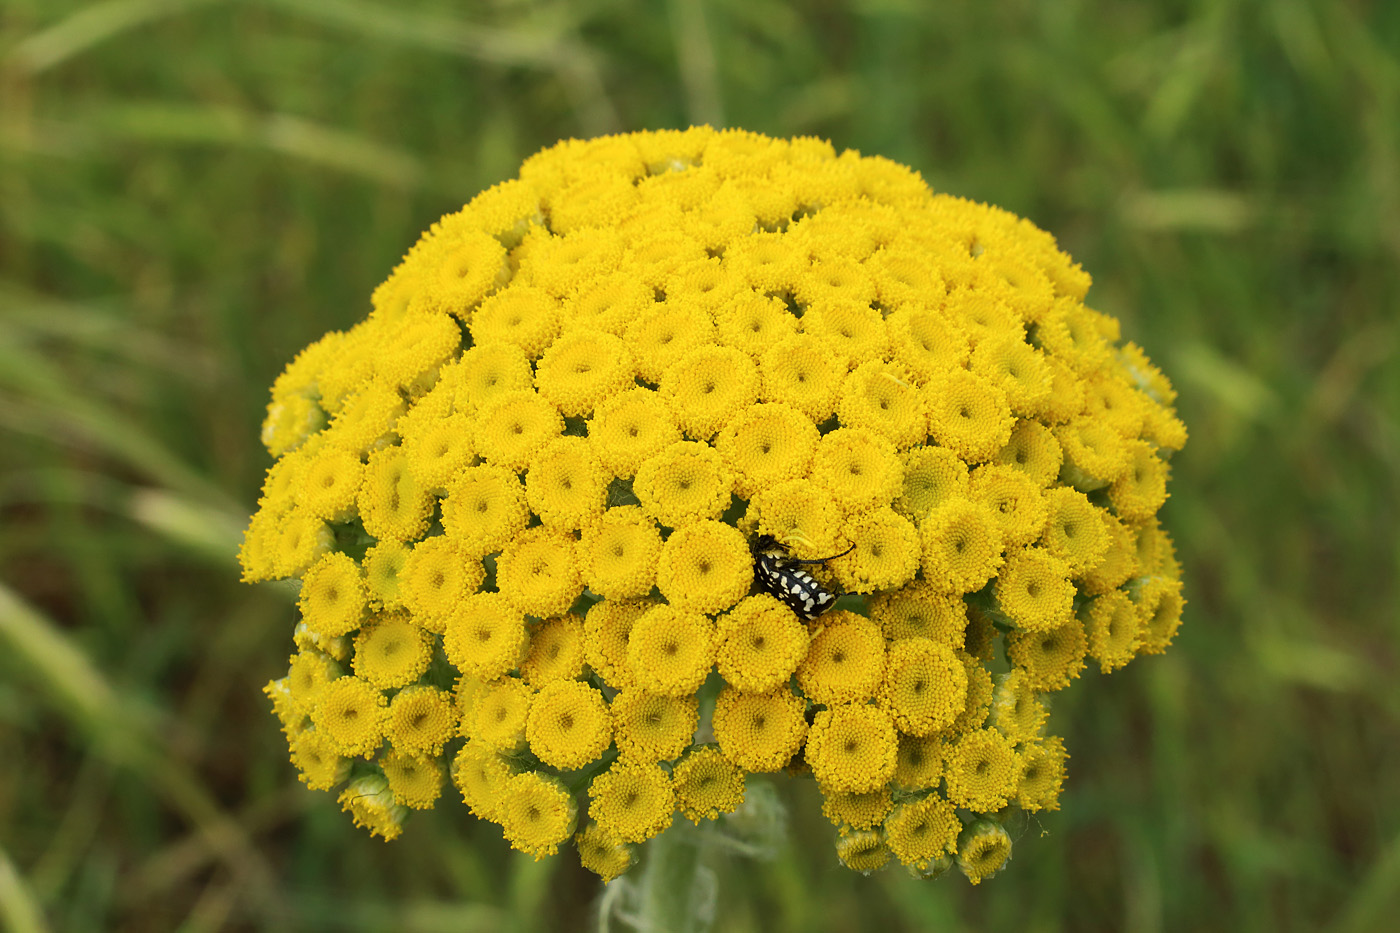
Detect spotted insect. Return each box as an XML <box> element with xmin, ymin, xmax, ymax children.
<box><xmin>751</xmin><ymin>534</ymin><xmax>855</xmax><ymax>621</ymax></box>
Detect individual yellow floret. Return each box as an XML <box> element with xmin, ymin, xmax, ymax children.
<box><xmin>919</xmin><ymin>498</ymin><xmax>1004</xmax><ymax>594</ymax></box>
<box><xmin>582</xmin><ymin>598</ymin><xmax>652</xmax><ymax>690</ymax></box>
<box><xmin>400</xmin><ymin>411</ymin><xmax>475</xmax><ymax>494</ymax></box>
<box><xmin>655</xmin><ymin>520</ymin><xmax>753</xmax><ymax>615</ymax></box>
<box><xmin>957</xmin><ymin>819</ymin><xmax>1012</xmax><ymax>885</ymax></box>
<box><xmin>924</xmin><ymin>369</ymin><xmax>1014</xmax><ymax>463</ymax></box>
<box><xmin>292</xmin><ymin>621</ymin><xmax>350</xmax><ymax>664</ymax></box>
<box><xmin>562</xmin><ymin>272</ymin><xmax>652</xmax><ymax>337</ymax></box>
<box><xmin>624</xmin><ymin>296</ymin><xmax>717</xmax><ymax>384</ymax></box>
<box><xmin>1083</xmin><ymin>589</ymin><xmax>1140</xmax><ymax>673</ymax></box>
<box><xmin>375</xmin><ymin>312</ymin><xmax>462</xmax><ymax>394</ymax></box>
<box><xmin>471</xmin><ymin>285</ymin><xmax>561</xmax><ymax>359</ymax></box>
<box><xmin>987</xmin><ymin>669</ymin><xmax>1048</xmax><ymax>746</ymax></box>
<box><xmin>1132</xmin><ymin>574</ymin><xmax>1185</xmax><ymax>655</ymax></box>
<box><xmin>633</xmin><ymin>441</ymin><xmax>734</xmax><ymax>527</ymax></box>
<box><xmin>759</xmin><ymin>333</ymin><xmax>847</xmax><ymax>423</ymax></box>
<box><xmin>1016</xmin><ymin>735</ymin><xmax>1068</xmax><ymax>811</ymax></box>
<box><xmin>519</xmin><ymin>614</ymin><xmax>587</xmax><ymax>686</ymax></box>
<box><xmin>821</xmin><ymin>786</ymin><xmax>893</xmax><ymax>833</ymax></box>
<box><xmin>624</xmin><ymin>230</ymin><xmax>708</xmax><ymax>286</ymax></box>
<box><xmin>672</xmin><ymin>746</ymin><xmax>746</xmax><ymax>823</ymax></box>
<box><xmin>795</xmin><ymin>255</ymin><xmax>876</xmax><ymax>307</ymax></box>
<box><xmin>809</xmin><ymin>428</ymin><xmax>903</xmax><ymax>513</ymax></box>
<box><xmin>970</xmin><ymin>333</ymin><xmax>1053</xmax><ymax>416</ymax></box>
<box><xmin>448</xmin><ymin>341</ymin><xmax>535</xmax><ymax>414</ymax></box>
<box><xmin>399</xmin><ymin>535</ymin><xmax>486</xmax><ymax>633</ymax></box>
<box><xmin>867</xmin><ymin>580</ymin><xmax>968</xmax><ymax>647</ymax></box>
<box><xmin>352</xmin><ymin>613</ymin><xmax>432</xmax><ymax>688</ymax></box>
<box><xmin>525</xmin><ymin>436</ymin><xmax>609</xmax><ymax>531</ymax></box>
<box><xmin>443</xmin><ymin>593</ymin><xmax>528</xmax><ymax>682</ymax></box>
<box><xmin>952</xmin><ymin>650</ymin><xmax>995</xmax><ymax>733</ymax></box>
<box><xmin>722</xmin><ymin>230</ymin><xmax>807</xmax><ymax>292</ymax></box>
<box><xmin>576</xmin><ymin>824</ymin><xmax>635</xmax><ymax>883</ymax></box>
<box><xmin>502</xmin><ymin>772</ymin><xmax>577</xmax><ymax>859</ymax></box>
<box><xmin>714</xmin><ymin>292</ymin><xmax>798</xmax><ymax>360</ymax></box>
<box><xmin>1039</xmin><ymin>486</ymin><xmax>1111</xmax><ymax>575</ymax></box>
<box><xmin>1108</xmin><ymin>439</ymin><xmax>1170</xmax><ymax>523</ymax></box>
<box><xmin>747</xmin><ymin>480</ymin><xmax>845</xmax><ymax>559</ymax></box>
<box><xmin>495</xmin><ymin>526</ymin><xmax>583</xmax><ymax>619</ymax></box>
<box><xmin>472</xmin><ymin>678</ymin><xmax>535</xmax><ymax>752</ymax></box>
<box><xmin>714</xmin><ymin>402</ymin><xmax>820</xmax><ymax>500</ymax></box>
<box><xmin>538</xmin><ymin>168</ymin><xmax>644</xmax><ymax>234</ymax></box>
<box><xmin>339</xmin><ymin>775</ymin><xmax>407</xmax><ymax>841</ymax></box>
<box><xmin>526</xmin><ymin>680</ymin><xmax>612</xmax><ymax>770</ymax></box>
<box><xmin>993</xmin><ymin>419</ymin><xmax>1063</xmax><ymax>487</ymax></box>
<box><xmin>359</xmin><ymin>447</ymin><xmax>434</xmax><ymax>542</ymax></box>
<box><xmin>805</xmin><ymin>704</ymin><xmax>898</xmax><ymax>794</ymax></box>
<box><xmin>579</xmin><ymin>506</ymin><xmax>663</xmax><ymax>600</ymax></box>
<box><xmin>884</xmin><ymin>794</ymin><xmax>960</xmax><ymax>870</ymax></box>
<box><xmin>440</xmin><ymin>464</ymin><xmax>529</xmax><ymax>557</ymax></box>
<box><xmin>534</xmin><ymin>329</ymin><xmax>636</xmax><ymax>417</ymax></box>
<box><xmin>611</xmin><ymin>689</ymin><xmax>698</xmax><ymax>762</ymax></box>
<box><xmin>796</xmin><ymin>612</ymin><xmax>886</xmax><ymax>706</ymax></box>
<box><xmin>474</xmin><ymin>389</ymin><xmax>564</xmax><ymax>472</ymax></box>
<box><xmin>969</xmin><ymin>464</ymin><xmax>1049</xmax><ymax>549</ymax></box>
<box><xmin>287</xmin><ymin>649</ymin><xmax>341</xmax><ymax>716</ymax></box>
<box><xmin>715</xmin><ymin>594</ymin><xmax>809</xmax><ymax>693</ymax></box>
<box><xmin>866</xmin><ymin>246</ymin><xmax>944</xmax><ymax>309</ymax></box>
<box><xmin>385</xmin><ymin>685</ymin><xmax>458</xmax><ymax>756</ymax></box>
<box><xmin>300</xmin><ymin>447</ymin><xmax>363</xmax><ymax>522</ymax></box>
<box><xmin>324</xmin><ymin>382</ymin><xmax>404</xmax><ymax>455</ymax></box>
<box><xmin>1055</xmin><ymin>418</ymin><xmax>1130</xmax><ymax>490</ymax></box>
<box><xmin>837</xmin><ymin>360</ymin><xmax>928</xmax><ymax>449</ymax></box>
<box><xmin>836</xmin><ymin>830</ymin><xmax>894</xmax><ymax>875</ymax></box>
<box><xmin>893</xmin><ymin>732</ymin><xmax>944</xmax><ymax>792</ymax></box>
<box><xmin>943</xmin><ymin>727</ymin><xmax>1019</xmax><ymax>811</ymax></box>
<box><xmin>830</xmin><ymin>507</ymin><xmax>920</xmax><ymax>594</ymax></box>
<box><xmin>589</xmin><ymin>761</ymin><xmax>676</xmax><ymax>844</ymax></box>
<box><xmin>428</xmin><ymin>229</ymin><xmax>510</xmax><ymax>317</ymax></box>
<box><xmin>626</xmin><ymin>604</ymin><xmax>716</xmax><ymax>697</ymax></box>
<box><xmin>518</xmin><ymin>228</ymin><xmax>623</xmax><ymax>297</ymax></box>
<box><xmin>238</xmin><ymin>507</ymin><xmax>283</xmax><ymax>583</ymax></box>
<box><xmin>878</xmin><ymin>638</ymin><xmax>968</xmax><ymax>736</ymax></box>
<box><xmin>261</xmin><ymin>393</ymin><xmax>324</xmax><ymax>458</ymax></box>
<box><xmin>994</xmin><ymin>546</ymin><xmax>1076</xmax><ymax>634</ymax></box>
<box><xmin>801</xmin><ymin>298</ymin><xmax>889</xmax><ymax>368</ymax></box>
<box><xmin>666</xmin><ymin>257</ymin><xmax>744</xmax><ymax>308</ymax></box>
<box><xmin>894</xmin><ymin>446</ymin><xmax>970</xmax><ymax>526</ymax></box>
<box><xmin>312</xmin><ymin>676</ymin><xmax>386</xmax><ymax>758</ymax></box>
<box><xmin>1005</xmin><ymin>616</ymin><xmax>1088</xmax><ymax>692</ymax></box>
<box><xmin>712</xmin><ymin>686</ymin><xmax>808</xmax><ymax>773</ymax></box>
<box><xmin>274</xmin><ymin>510</ymin><xmax>335</xmax><ymax>579</ymax></box>
<box><xmin>1080</xmin><ymin>510</ymin><xmax>1140</xmax><ymax>596</ymax></box>
<box><xmin>660</xmin><ymin>345</ymin><xmax>761</xmax><ymax>441</ymax></box>
<box><xmin>885</xmin><ymin>306</ymin><xmax>970</xmax><ymax>384</ymax></box>
<box><xmin>451</xmin><ymin>741</ymin><xmax>516</xmax><ymax>821</ymax></box>
<box><xmin>381</xmin><ymin>749</ymin><xmax>445</xmax><ymax>810</ymax></box>
<box><xmin>289</xmin><ymin>729</ymin><xmax>350</xmax><ymax>790</ymax></box>
<box><xmin>944</xmin><ymin>286</ymin><xmax>1024</xmax><ymax>348</ymax></box>
<box><xmin>588</xmin><ymin>387</ymin><xmax>682</xmax><ymax>479</ymax></box>
<box><xmin>299</xmin><ymin>552</ymin><xmax>367</xmax><ymax>638</ymax></box>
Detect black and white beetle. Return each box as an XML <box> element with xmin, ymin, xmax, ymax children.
<box><xmin>751</xmin><ymin>534</ymin><xmax>854</xmax><ymax>621</ymax></box>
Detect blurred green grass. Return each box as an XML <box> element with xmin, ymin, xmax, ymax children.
<box><xmin>1</xmin><ymin>0</ymin><xmax>1397</xmax><ymax>930</ymax></box>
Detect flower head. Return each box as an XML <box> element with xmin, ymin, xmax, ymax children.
<box><xmin>244</xmin><ymin>128</ymin><xmax>1185</xmax><ymax>881</ymax></box>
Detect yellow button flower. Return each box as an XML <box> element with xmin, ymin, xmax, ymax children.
<box><xmin>655</xmin><ymin>520</ymin><xmax>753</xmax><ymax>615</ymax></box>
<box><xmin>796</xmin><ymin>612</ymin><xmax>886</xmax><ymax>706</ymax></box>
<box><xmin>626</xmin><ymin>605</ymin><xmax>716</xmax><ymax>697</ymax></box>
<box><xmin>672</xmin><ymin>746</ymin><xmax>746</xmax><ymax>823</ymax></box>
<box><xmin>243</xmin><ymin>128</ymin><xmax>1186</xmax><ymax>881</ymax></box>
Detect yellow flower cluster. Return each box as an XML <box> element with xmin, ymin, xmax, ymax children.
<box><xmin>243</xmin><ymin>128</ymin><xmax>1185</xmax><ymax>882</ymax></box>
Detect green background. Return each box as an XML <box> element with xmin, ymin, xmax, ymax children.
<box><xmin>1</xmin><ymin>1</ymin><xmax>1397</xmax><ymax>930</ymax></box>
